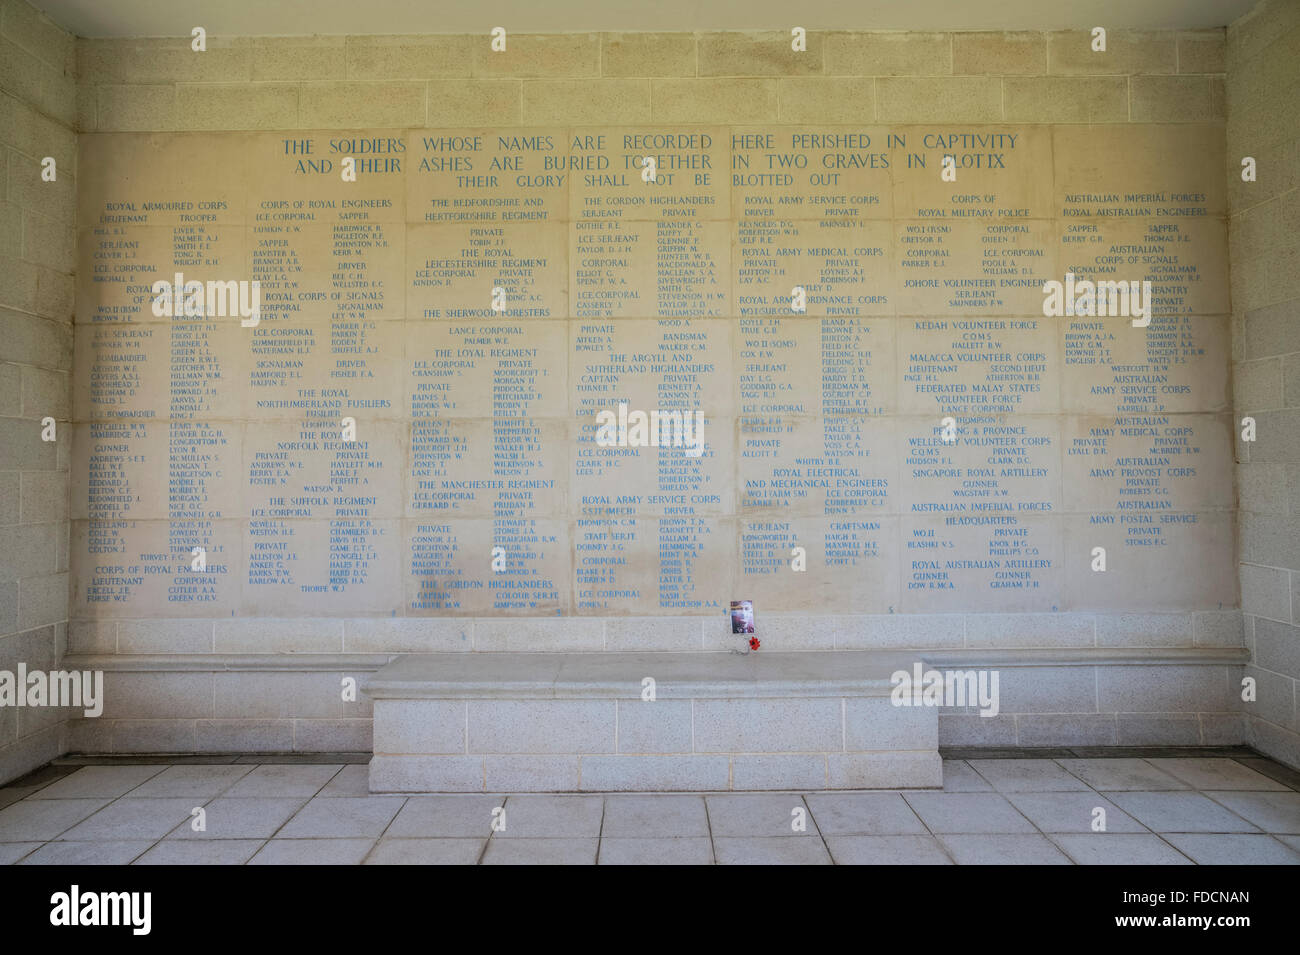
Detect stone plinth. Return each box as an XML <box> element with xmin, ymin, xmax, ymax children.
<box><xmin>365</xmin><ymin>651</ymin><xmax>941</xmax><ymax>792</ymax></box>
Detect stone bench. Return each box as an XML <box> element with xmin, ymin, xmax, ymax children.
<box><xmin>365</xmin><ymin>651</ymin><xmax>941</xmax><ymax>792</ymax></box>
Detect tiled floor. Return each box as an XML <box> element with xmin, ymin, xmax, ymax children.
<box><xmin>1</xmin><ymin>752</ymin><xmax>1298</xmax><ymax>864</ymax></box>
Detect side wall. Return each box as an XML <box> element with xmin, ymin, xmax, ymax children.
<box><xmin>64</xmin><ymin>27</ymin><xmax>1245</xmax><ymax>759</ymax></box>
<box><xmin>1228</xmin><ymin>0</ymin><xmax>1300</xmax><ymax>767</ymax></box>
<box><xmin>0</xmin><ymin>0</ymin><xmax>76</xmax><ymax>782</ymax></box>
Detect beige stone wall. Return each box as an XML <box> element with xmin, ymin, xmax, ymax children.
<box><xmin>0</xmin><ymin>0</ymin><xmax>76</xmax><ymax>781</ymax></box>
<box><xmin>74</xmin><ymin>30</ymin><xmax>1227</xmax><ymax>132</ymax></box>
<box><xmin>1228</xmin><ymin>0</ymin><xmax>1300</xmax><ymax>767</ymax></box>
<box><xmin>52</xmin><ymin>25</ymin><xmax>1252</xmax><ymax>758</ymax></box>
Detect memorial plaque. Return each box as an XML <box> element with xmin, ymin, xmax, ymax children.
<box><xmin>71</xmin><ymin>123</ymin><xmax>1233</xmax><ymax>621</ymax></box>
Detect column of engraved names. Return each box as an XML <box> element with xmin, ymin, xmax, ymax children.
<box><xmin>894</xmin><ymin>127</ymin><xmax>1060</xmax><ymax>611</ymax></box>
<box><xmin>570</xmin><ymin>129</ymin><xmax>733</xmax><ymax>612</ymax></box>
<box><xmin>74</xmin><ymin>139</ymin><xmax>244</xmax><ymax>614</ymax></box>
<box><xmin>405</xmin><ymin>130</ymin><xmax>568</xmax><ymax>613</ymax></box>
<box><xmin>1054</xmin><ymin>126</ymin><xmax>1234</xmax><ymax>609</ymax></box>
<box><xmin>731</xmin><ymin>127</ymin><xmax>896</xmax><ymax>610</ymax></box>
<box><xmin>242</xmin><ymin>134</ymin><xmax>406</xmax><ymax>613</ymax></box>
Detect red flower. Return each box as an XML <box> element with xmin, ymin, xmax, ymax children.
<box><xmin>749</xmin><ymin>636</ymin><xmax>761</xmax><ymax>651</ymax></box>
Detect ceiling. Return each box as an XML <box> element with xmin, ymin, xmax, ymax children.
<box><xmin>31</xmin><ymin>0</ymin><xmax>1260</xmax><ymax>38</ymax></box>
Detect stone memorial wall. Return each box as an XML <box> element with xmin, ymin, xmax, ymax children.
<box><xmin>45</xmin><ymin>26</ymin><xmax>1259</xmax><ymax>758</ymax></box>
<box><xmin>73</xmin><ymin>123</ymin><xmax>1233</xmax><ymax>626</ymax></box>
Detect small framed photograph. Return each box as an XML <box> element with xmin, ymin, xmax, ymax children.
<box><xmin>730</xmin><ymin>600</ymin><xmax>755</xmax><ymax>634</ymax></box>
